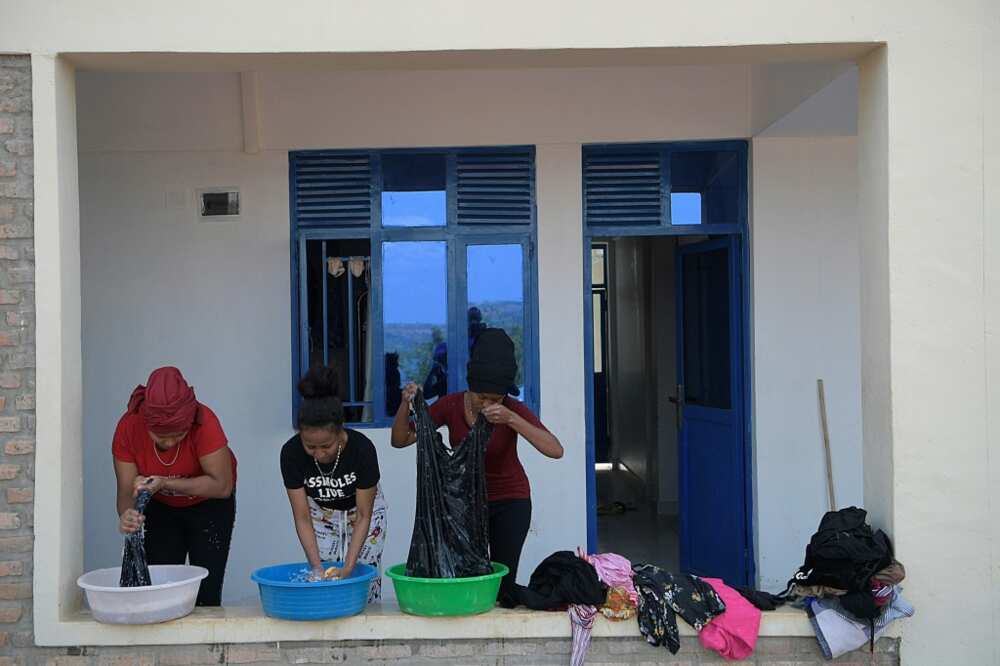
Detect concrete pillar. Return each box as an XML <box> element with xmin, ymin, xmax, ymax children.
<box><xmin>31</xmin><ymin>53</ymin><xmax>83</xmax><ymax>635</ymax></box>
<box><xmin>858</xmin><ymin>8</ymin><xmax>995</xmax><ymax>662</ymax></box>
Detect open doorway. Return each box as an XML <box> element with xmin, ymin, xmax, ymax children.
<box><xmin>592</xmin><ymin>237</ymin><xmax>682</xmax><ymax>570</ymax></box>
<box><xmin>590</xmin><ymin>234</ymin><xmax>750</xmax><ymax>584</ymax></box>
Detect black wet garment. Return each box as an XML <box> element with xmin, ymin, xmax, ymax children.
<box><xmin>406</xmin><ymin>391</ymin><xmax>493</xmax><ymax>579</ymax></box>
<box><xmin>119</xmin><ymin>490</ymin><xmax>153</xmax><ymax>587</ymax></box>
<box><xmin>735</xmin><ymin>585</ymin><xmax>786</xmax><ymax>611</ymax></box>
<box><xmin>791</xmin><ymin>507</ymin><xmax>892</xmax><ymax>592</ymax></box>
<box><xmin>509</xmin><ymin>551</ymin><xmax>607</xmax><ymax>610</ymax></box>
<box><xmin>632</xmin><ymin>564</ymin><xmax>726</xmax><ymax>654</ymax></box>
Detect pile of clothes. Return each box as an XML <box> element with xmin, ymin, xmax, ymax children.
<box><xmin>783</xmin><ymin>506</ymin><xmax>914</xmax><ymax>659</ymax></box>
<box><xmin>510</xmin><ymin>549</ymin><xmax>766</xmax><ymax>664</ymax></box>
<box><xmin>507</xmin><ymin>506</ymin><xmax>912</xmax><ymax>664</ymax></box>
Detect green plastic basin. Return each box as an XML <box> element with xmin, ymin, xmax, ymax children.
<box><xmin>385</xmin><ymin>563</ymin><xmax>509</xmax><ymax>616</ymax></box>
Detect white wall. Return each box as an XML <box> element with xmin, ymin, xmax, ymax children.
<box><xmin>77</xmin><ymin>66</ymin><xmax>864</xmax><ymax>604</ymax></box>
<box><xmin>751</xmin><ymin>136</ymin><xmax>862</xmax><ymax>590</ymax></box>
<box><xmin>79</xmin><ymin>149</ymin><xmax>303</xmax><ymax>605</ymax></box>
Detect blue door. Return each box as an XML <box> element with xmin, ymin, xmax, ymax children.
<box><xmin>676</xmin><ymin>237</ymin><xmax>750</xmax><ymax>585</ymax></box>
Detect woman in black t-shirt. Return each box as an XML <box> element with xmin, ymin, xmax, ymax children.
<box><xmin>280</xmin><ymin>367</ymin><xmax>387</xmax><ymax>601</ymax></box>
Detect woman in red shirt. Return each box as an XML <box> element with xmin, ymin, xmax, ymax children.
<box><xmin>391</xmin><ymin>329</ymin><xmax>562</xmax><ymax>606</ymax></box>
<box><xmin>112</xmin><ymin>367</ymin><xmax>237</xmax><ymax>606</ymax></box>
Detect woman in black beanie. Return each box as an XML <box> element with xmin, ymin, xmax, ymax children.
<box><xmin>391</xmin><ymin>328</ymin><xmax>562</xmax><ymax>606</ymax></box>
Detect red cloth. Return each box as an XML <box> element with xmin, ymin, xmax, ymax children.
<box><xmin>428</xmin><ymin>392</ymin><xmax>548</xmax><ymax>502</ymax></box>
<box><xmin>128</xmin><ymin>367</ymin><xmax>199</xmax><ymax>435</ymax></box>
<box><xmin>112</xmin><ymin>405</ymin><xmax>237</xmax><ymax>508</ymax></box>
<box><xmin>699</xmin><ymin>578</ymin><xmax>761</xmax><ymax>661</ymax></box>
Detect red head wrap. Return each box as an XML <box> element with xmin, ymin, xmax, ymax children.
<box><xmin>127</xmin><ymin>366</ymin><xmax>199</xmax><ymax>435</ymax></box>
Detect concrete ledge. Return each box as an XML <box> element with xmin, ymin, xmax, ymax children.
<box><xmin>45</xmin><ymin>604</ymin><xmax>815</xmax><ymax>647</ymax></box>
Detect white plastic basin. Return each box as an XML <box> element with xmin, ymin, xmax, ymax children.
<box><xmin>77</xmin><ymin>565</ymin><xmax>208</xmax><ymax>624</ymax></box>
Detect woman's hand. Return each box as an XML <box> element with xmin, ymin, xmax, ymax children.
<box><xmin>119</xmin><ymin>508</ymin><xmax>145</xmax><ymax>534</ymax></box>
<box><xmin>308</xmin><ymin>564</ymin><xmax>326</xmax><ymax>582</ymax></box>
<box><xmin>328</xmin><ymin>565</ymin><xmax>353</xmax><ymax>580</ymax></box>
<box><xmin>133</xmin><ymin>475</ymin><xmax>166</xmax><ymax>497</ymax></box>
<box><xmin>402</xmin><ymin>383</ymin><xmax>419</xmax><ymax>407</ymax></box>
<box><xmin>482</xmin><ymin>403</ymin><xmax>518</xmax><ymax>426</ymax></box>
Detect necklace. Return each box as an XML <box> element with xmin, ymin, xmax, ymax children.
<box><xmin>463</xmin><ymin>392</ymin><xmax>478</xmax><ymax>427</ymax></box>
<box><xmin>152</xmin><ymin>440</ymin><xmax>182</xmax><ymax>467</ymax></box>
<box><xmin>314</xmin><ymin>433</ymin><xmax>346</xmax><ymax>479</ymax></box>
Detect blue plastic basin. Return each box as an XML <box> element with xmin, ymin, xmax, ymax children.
<box><xmin>251</xmin><ymin>562</ymin><xmax>377</xmax><ymax>621</ymax></box>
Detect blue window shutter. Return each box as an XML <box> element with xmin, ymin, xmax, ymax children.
<box><xmin>291</xmin><ymin>152</ymin><xmax>372</xmax><ymax>227</ymax></box>
<box><xmin>583</xmin><ymin>149</ymin><xmax>663</xmax><ymax>226</ymax></box>
<box><xmin>455</xmin><ymin>149</ymin><xmax>534</xmax><ymax>226</ymax></box>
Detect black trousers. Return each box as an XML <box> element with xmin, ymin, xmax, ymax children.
<box><xmin>144</xmin><ymin>495</ymin><xmax>236</xmax><ymax>607</ymax></box>
<box><xmin>489</xmin><ymin>498</ymin><xmax>532</xmax><ymax>608</ymax></box>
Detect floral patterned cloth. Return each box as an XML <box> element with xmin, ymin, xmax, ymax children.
<box><xmin>632</xmin><ymin>563</ymin><xmax>726</xmax><ymax>654</ymax></box>
<box><xmin>309</xmin><ymin>484</ymin><xmax>387</xmax><ymax>602</ymax></box>
<box><xmin>600</xmin><ymin>586</ymin><xmax>637</xmax><ymax>621</ymax></box>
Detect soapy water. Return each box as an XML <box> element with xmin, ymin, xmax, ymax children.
<box><xmin>288</xmin><ymin>566</ymin><xmax>344</xmax><ymax>584</ymax></box>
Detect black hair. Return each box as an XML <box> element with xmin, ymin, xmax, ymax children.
<box><xmin>297</xmin><ymin>366</ymin><xmax>345</xmax><ymax>430</ymax></box>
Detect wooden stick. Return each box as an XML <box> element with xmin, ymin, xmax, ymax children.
<box><xmin>817</xmin><ymin>379</ymin><xmax>836</xmax><ymax>511</ymax></box>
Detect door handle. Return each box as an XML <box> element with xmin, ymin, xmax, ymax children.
<box><xmin>668</xmin><ymin>383</ymin><xmax>684</xmax><ymax>430</ymax></box>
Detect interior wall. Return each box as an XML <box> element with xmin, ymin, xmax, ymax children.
<box><xmin>652</xmin><ymin>237</ymin><xmax>679</xmax><ymax>515</ymax></box>
<box><xmin>750</xmin><ymin>135</ymin><xmax>862</xmax><ymax>590</ymax></box>
<box><xmin>606</xmin><ymin>238</ymin><xmax>656</xmax><ymax>501</ymax></box>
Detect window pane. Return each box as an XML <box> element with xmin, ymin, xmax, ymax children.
<box><xmin>670</xmin><ymin>150</ymin><xmax>740</xmax><ymax>225</ymax></box>
<box><xmin>681</xmin><ymin>248</ymin><xmax>731</xmax><ymax>409</ymax></box>
<box><xmin>670</xmin><ymin>192</ymin><xmax>702</xmax><ymax>225</ymax></box>
<box><xmin>381</xmin><ymin>153</ymin><xmax>447</xmax><ymax>227</ymax></box>
<box><xmin>383</xmin><ymin>241</ymin><xmax>447</xmax><ymax>414</ymax></box>
<box><xmin>591</xmin><ymin>245</ymin><xmax>606</xmax><ymax>286</ymax></box>
<box><xmin>467</xmin><ymin>244</ymin><xmax>525</xmax><ymax>396</ymax></box>
<box><xmin>305</xmin><ymin>238</ymin><xmax>373</xmax><ymax>423</ymax></box>
<box><xmin>381</xmin><ymin>191</ymin><xmax>446</xmax><ymax>228</ymax></box>
<box><xmin>592</xmin><ymin>292</ymin><xmax>604</xmax><ymax>373</ymax></box>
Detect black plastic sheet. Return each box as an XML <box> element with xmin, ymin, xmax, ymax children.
<box><xmin>405</xmin><ymin>391</ymin><xmax>493</xmax><ymax>578</ymax></box>
<box><xmin>119</xmin><ymin>490</ymin><xmax>153</xmax><ymax>587</ymax></box>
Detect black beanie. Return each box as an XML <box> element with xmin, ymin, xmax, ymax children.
<box><xmin>467</xmin><ymin>328</ymin><xmax>517</xmax><ymax>395</ymax></box>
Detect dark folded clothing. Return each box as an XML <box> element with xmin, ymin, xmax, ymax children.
<box><xmin>734</xmin><ymin>585</ymin><xmax>785</xmax><ymax>611</ymax></box>
<box><xmin>511</xmin><ymin>551</ymin><xmax>606</xmax><ymax>610</ymax></box>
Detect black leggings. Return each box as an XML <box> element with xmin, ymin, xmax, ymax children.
<box><xmin>144</xmin><ymin>495</ymin><xmax>236</xmax><ymax>607</ymax></box>
<box><xmin>489</xmin><ymin>498</ymin><xmax>532</xmax><ymax>608</ymax></box>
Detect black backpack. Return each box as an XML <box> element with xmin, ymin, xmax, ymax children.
<box><xmin>790</xmin><ymin>507</ymin><xmax>893</xmax><ymax>594</ymax></box>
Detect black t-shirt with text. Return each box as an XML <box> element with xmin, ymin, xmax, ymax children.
<box><xmin>280</xmin><ymin>429</ymin><xmax>380</xmax><ymax>511</ymax></box>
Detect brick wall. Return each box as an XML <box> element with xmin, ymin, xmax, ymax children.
<box><xmin>0</xmin><ymin>54</ymin><xmax>35</xmax><ymax>662</ymax></box>
<box><xmin>0</xmin><ymin>55</ymin><xmax>900</xmax><ymax>665</ymax></box>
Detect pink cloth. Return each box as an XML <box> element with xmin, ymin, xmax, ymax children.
<box><xmin>698</xmin><ymin>578</ymin><xmax>761</xmax><ymax>661</ymax></box>
<box><xmin>578</xmin><ymin>549</ymin><xmax>638</xmax><ymax>604</ymax></box>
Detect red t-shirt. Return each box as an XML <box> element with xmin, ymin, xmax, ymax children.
<box><xmin>428</xmin><ymin>393</ymin><xmax>547</xmax><ymax>503</ymax></box>
<box><xmin>111</xmin><ymin>405</ymin><xmax>237</xmax><ymax>508</ymax></box>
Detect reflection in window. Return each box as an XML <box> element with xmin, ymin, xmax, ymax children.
<box><xmin>670</xmin><ymin>193</ymin><xmax>703</xmax><ymax>225</ymax></box>
<box><xmin>670</xmin><ymin>151</ymin><xmax>739</xmax><ymax>225</ymax></box>
<box><xmin>467</xmin><ymin>244</ymin><xmax>525</xmax><ymax>396</ymax></box>
<box><xmin>381</xmin><ymin>153</ymin><xmax>447</xmax><ymax>227</ymax></box>
<box><xmin>382</xmin><ymin>191</ymin><xmax>446</xmax><ymax>228</ymax></box>
<box><xmin>383</xmin><ymin>241</ymin><xmax>447</xmax><ymax>414</ymax></box>
<box><xmin>305</xmin><ymin>239</ymin><xmax>373</xmax><ymax>422</ymax></box>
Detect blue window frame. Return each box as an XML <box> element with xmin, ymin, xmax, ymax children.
<box><xmin>290</xmin><ymin>146</ymin><xmax>539</xmax><ymax>426</ymax></box>
<box><xmin>582</xmin><ymin>140</ymin><xmax>748</xmax><ymax>235</ymax></box>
